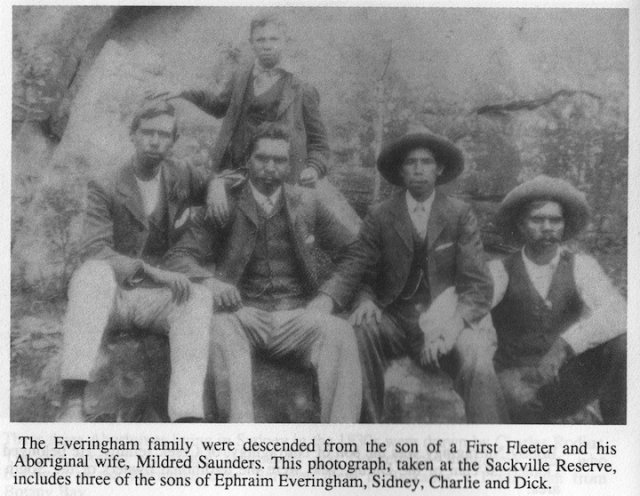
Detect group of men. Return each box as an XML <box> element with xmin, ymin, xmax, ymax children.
<box><xmin>56</xmin><ymin>13</ymin><xmax>626</xmax><ymax>424</ymax></box>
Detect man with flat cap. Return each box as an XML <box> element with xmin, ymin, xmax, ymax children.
<box><xmin>318</xmin><ymin>128</ymin><xmax>508</xmax><ymax>423</ymax></box>
<box><xmin>490</xmin><ymin>175</ymin><xmax>626</xmax><ymax>423</ymax></box>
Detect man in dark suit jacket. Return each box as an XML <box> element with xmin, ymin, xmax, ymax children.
<box><xmin>166</xmin><ymin>125</ymin><xmax>361</xmax><ymax>423</ymax></box>
<box><xmin>155</xmin><ymin>12</ymin><xmax>329</xmax><ymax>223</ymax></box>
<box><xmin>320</xmin><ymin>129</ymin><xmax>508</xmax><ymax>423</ymax></box>
<box><xmin>58</xmin><ymin>101</ymin><xmax>213</xmax><ymax>422</ymax></box>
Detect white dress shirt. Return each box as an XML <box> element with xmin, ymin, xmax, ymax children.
<box><xmin>135</xmin><ymin>173</ymin><xmax>161</xmax><ymax>217</ymax></box>
<box><xmin>249</xmin><ymin>182</ymin><xmax>282</xmax><ymax>216</ymax></box>
<box><xmin>405</xmin><ymin>191</ymin><xmax>436</xmax><ymax>240</ymax></box>
<box><xmin>488</xmin><ymin>247</ymin><xmax>626</xmax><ymax>355</ymax></box>
<box><xmin>252</xmin><ymin>60</ymin><xmax>285</xmax><ymax>96</ymax></box>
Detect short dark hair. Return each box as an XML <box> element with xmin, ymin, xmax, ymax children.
<box><xmin>130</xmin><ymin>100</ymin><xmax>178</xmax><ymax>139</ymax></box>
<box><xmin>245</xmin><ymin>124</ymin><xmax>290</xmax><ymax>161</ymax></box>
<box><xmin>249</xmin><ymin>12</ymin><xmax>287</xmax><ymax>38</ymax></box>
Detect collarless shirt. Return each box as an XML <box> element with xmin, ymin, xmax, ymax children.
<box><xmin>489</xmin><ymin>246</ymin><xmax>626</xmax><ymax>355</ymax></box>
<box><xmin>249</xmin><ymin>182</ymin><xmax>283</xmax><ymax>216</ymax></box>
<box><xmin>406</xmin><ymin>190</ymin><xmax>435</xmax><ymax>240</ymax></box>
<box><xmin>135</xmin><ymin>171</ymin><xmax>161</xmax><ymax>218</ymax></box>
<box><xmin>520</xmin><ymin>247</ymin><xmax>561</xmax><ymax>300</ymax></box>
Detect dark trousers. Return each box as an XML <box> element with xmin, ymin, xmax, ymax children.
<box><xmin>498</xmin><ymin>334</ymin><xmax>626</xmax><ymax>424</ymax></box>
<box><xmin>355</xmin><ymin>303</ymin><xmax>509</xmax><ymax>423</ymax></box>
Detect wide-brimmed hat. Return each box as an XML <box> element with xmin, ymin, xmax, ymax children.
<box><xmin>377</xmin><ymin>128</ymin><xmax>464</xmax><ymax>187</ymax></box>
<box><xmin>496</xmin><ymin>175</ymin><xmax>590</xmax><ymax>241</ymax></box>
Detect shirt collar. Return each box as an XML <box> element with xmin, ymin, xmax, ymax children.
<box><xmin>253</xmin><ymin>58</ymin><xmax>291</xmax><ymax>78</ymax></box>
<box><xmin>521</xmin><ymin>245</ymin><xmax>564</xmax><ymax>270</ymax></box>
<box><xmin>249</xmin><ymin>181</ymin><xmax>282</xmax><ymax>208</ymax></box>
<box><xmin>405</xmin><ymin>190</ymin><xmax>436</xmax><ymax>213</ymax></box>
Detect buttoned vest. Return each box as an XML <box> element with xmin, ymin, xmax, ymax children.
<box><xmin>239</xmin><ymin>198</ymin><xmax>307</xmax><ymax>300</ymax></box>
<box><xmin>231</xmin><ymin>76</ymin><xmax>286</xmax><ymax>169</ymax></box>
<box><xmin>492</xmin><ymin>251</ymin><xmax>583</xmax><ymax>368</ymax></box>
<box><xmin>397</xmin><ymin>230</ymin><xmax>431</xmax><ymax>303</ymax></box>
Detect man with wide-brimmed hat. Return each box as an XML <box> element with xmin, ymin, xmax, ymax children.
<box><xmin>319</xmin><ymin>128</ymin><xmax>508</xmax><ymax>423</ymax></box>
<box><xmin>490</xmin><ymin>175</ymin><xmax>626</xmax><ymax>423</ymax></box>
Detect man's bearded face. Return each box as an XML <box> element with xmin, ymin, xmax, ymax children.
<box><xmin>518</xmin><ymin>200</ymin><xmax>565</xmax><ymax>249</ymax></box>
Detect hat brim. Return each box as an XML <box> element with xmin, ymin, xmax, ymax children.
<box><xmin>377</xmin><ymin>133</ymin><xmax>464</xmax><ymax>187</ymax></box>
<box><xmin>496</xmin><ymin>177</ymin><xmax>590</xmax><ymax>241</ymax></box>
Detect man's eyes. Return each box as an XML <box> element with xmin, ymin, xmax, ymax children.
<box><xmin>256</xmin><ymin>155</ymin><xmax>287</xmax><ymax>164</ymax></box>
<box><xmin>141</xmin><ymin>130</ymin><xmax>171</xmax><ymax>138</ymax></box>
<box><xmin>530</xmin><ymin>217</ymin><xmax>563</xmax><ymax>223</ymax></box>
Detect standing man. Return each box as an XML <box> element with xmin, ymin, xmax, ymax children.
<box><xmin>166</xmin><ymin>125</ymin><xmax>360</xmax><ymax>423</ymax></box>
<box><xmin>490</xmin><ymin>175</ymin><xmax>626</xmax><ymax>423</ymax></box>
<box><xmin>57</xmin><ymin>100</ymin><xmax>213</xmax><ymax>423</ymax></box>
<box><xmin>155</xmin><ymin>12</ymin><xmax>329</xmax><ymax>223</ymax></box>
<box><xmin>320</xmin><ymin>129</ymin><xmax>508</xmax><ymax>423</ymax></box>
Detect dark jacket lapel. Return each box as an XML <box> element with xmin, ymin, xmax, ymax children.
<box><xmin>116</xmin><ymin>161</ymin><xmax>147</xmax><ymax>229</ymax></box>
<box><xmin>426</xmin><ymin>191</ymin><xmax>448</xmax><ymax>250</ymax></box>
<box><xmin>236</xmin><ymin>183</ymin><xmax>259</xmax><ymax>227</ymax></box>
<box><xmin>160</xmin><ymin>163</ymin><xmax>179</xmax><ymax>229</ymax></box>
<box><xmin>389</xmin><ymin>192</ymin><xmax>414</xmax><ymax>253</ymax></box>
<box><xmin>275</xmin><ymin>71</ymin><xmax>297</xmax><ymax>119</ymax></box>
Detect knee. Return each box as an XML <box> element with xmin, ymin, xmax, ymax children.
<box><xmin>455</xmin><ymin>328</ymin><xmax>495</xmax><ymax>371</ymax></box>
<box><xmin>211</xmin><ymin>314</ymin><xmax>248</xmax><ymax>349</ymax></box>
<box><xmin>69</xmin><ymin>261</ymin><xmax>116</xmax><ymax>298</ymax></box>
<box><xmin>185</xmin><ymin>284</ymin><xmax>213</xmax><ymax>314</ymax></box>
<box><xmin>320</xmin><ymin>316</ymin><xmax>357</xmax><ymax>353</ymax></box>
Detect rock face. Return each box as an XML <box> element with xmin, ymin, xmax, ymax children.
<box><xmin>85</xmin><ymin>335</ymin><xmax>464</xmax><ymax>423</ymax></box>
<box><xmin>11</xmin><ymin>7</ymin><xmax>627</xmax><ymax>423</ymax></box>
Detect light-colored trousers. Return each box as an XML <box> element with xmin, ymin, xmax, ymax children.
<box><xmin>210</xmin><ymin>308</ymin><xmax>362</xmax><ymax>423</ymax></box>
<box><xmin>60</xmin><ymin>261</ymin><xmax>212</xmax><ymax>421</ymax></box>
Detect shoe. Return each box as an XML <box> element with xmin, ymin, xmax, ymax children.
<box><xmin>57</xmin><ymin>398</ymin><xmax>86</xmax><ymax>422</ymax></box>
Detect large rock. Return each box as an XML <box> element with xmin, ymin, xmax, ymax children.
<box><xmin>85</xmin><ymin>335</ymin><xmax>464</xmax><ymax>423</ymax></box>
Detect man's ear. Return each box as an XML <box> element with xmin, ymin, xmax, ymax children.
<box><xmin>437</xmin><ymin>164</ymin><xmax>444</xmax><ymax>176</ymax></box>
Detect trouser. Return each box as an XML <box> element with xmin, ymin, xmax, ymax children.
<box><xmin>60</xmin><ymin>261</ymin><xmax>212</xmax><ymax>421</ymax></box>
<box><xmin>209</xmin><ymin>302</ymin><xmax>361</xmax><ymax>423</ymax></box>
<box><xmin>497</xmin><ymin>334</ymin><xmax>626</xmax><ymax>424</ymax></box>
<box><xmin>355</xmin><ymin>304</ymin><xmax>509</xmax><ymax>423</ymax></box>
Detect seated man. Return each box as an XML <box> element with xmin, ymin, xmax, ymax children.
<box><xmin>166</xmin><ymin>124</ymin><xmax>361</xmax><ymax>423</ymax></box>
<box><xmin>321</xmin><ymin>128</ymin><xmax>508</xmax><ymax>423</ymax></box>
<box><xmin>490</xmin><ymin>175</ymin><xmax>626</xmax><ymax>423</ymax></box>
<box><xmin>57</xmin><ymin>100</ymin><xmax>213</xmax><ymax>423</ymax></box>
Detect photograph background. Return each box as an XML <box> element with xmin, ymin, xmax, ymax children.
<box><xmin>10</xmin><ymin>6</ymin><xmax>628</xmax><ymax>422</ymax></box>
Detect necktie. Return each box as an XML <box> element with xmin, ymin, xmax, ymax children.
<box><xmin>261</xmin><ymin>197</ymin><xmax>275</xmax><ymax>216</ymax></box>
<box><xmin>414</xmin><ymin>204</ymin><xmax>428</xmax><ymax>240</ymax></box>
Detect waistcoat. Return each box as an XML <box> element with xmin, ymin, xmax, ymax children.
<box><xmin>492</xmin><ymin>250</ymin><xmax>583</xmax><ymax>368</ymax></box>
<box><xmin>239</xmin><ymin>197</ymin><xmax>307</xmax><ymax>300</ymax></box>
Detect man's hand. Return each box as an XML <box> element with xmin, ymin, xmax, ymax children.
<box><xmin>299</xmin><ymin>167</ymin><xmax>319</xmax><ymax>188</ymax></box>
<box><xmin>145</xmin><ymin>266</ymin><xmax>192</xmax><ymax>304</ymax></box>
<box><xmin>306</xmin><ymin>294</ymin><xmax>334</xmax><ymax>314</ymax></box>
<box><xmin>349</xmin><ymin>298</ymin><xmax>382</xmax><ymax>334</ymax></box>
<box><xmin>206</xmin><ymin>279</ymin><xmax>242</xmax><ymax>311</ymax></box>
<box><xmin>536</xmin><ymin>338</ymin><xmax>571</xmax><ymax>385</ymax></box>
<box><xmin>419</xmin><ymin>338</ymin><xmax>447</xmax><ymax>370</ymax></box>
<box><xmin>206</xmin><ymin>178</ymin><xmax>230</xmax><ymax>226</ymax></box>
<box><xmin>418</xmin><ymin>313</ymin><xmax>464</xmax><ymax>370</ymax></box>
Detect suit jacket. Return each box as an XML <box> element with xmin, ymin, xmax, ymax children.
<box><xmin>181</xmin><ymin>63</ymin><xmax>330</xmax><ymax>179</ymax></box>
<box><xmin>165</xmin><ymin>183</ymin><xmax>358</xmax><ymax>293</ymax></box>
<box><xmin>79</xmin><ymin>159</ymin><xmax>207</xmax><ymax>286</ymax></box>
<box><xmin>321</xmin><ymin>191</ymin><xmax>493</xmax><ymax>325</ymax></box>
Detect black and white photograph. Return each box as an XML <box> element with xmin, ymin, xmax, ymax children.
<box><xmin>4</xmin><ymin>2</ymin><xmax>638</xmax><ymax>494</ymax></box>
